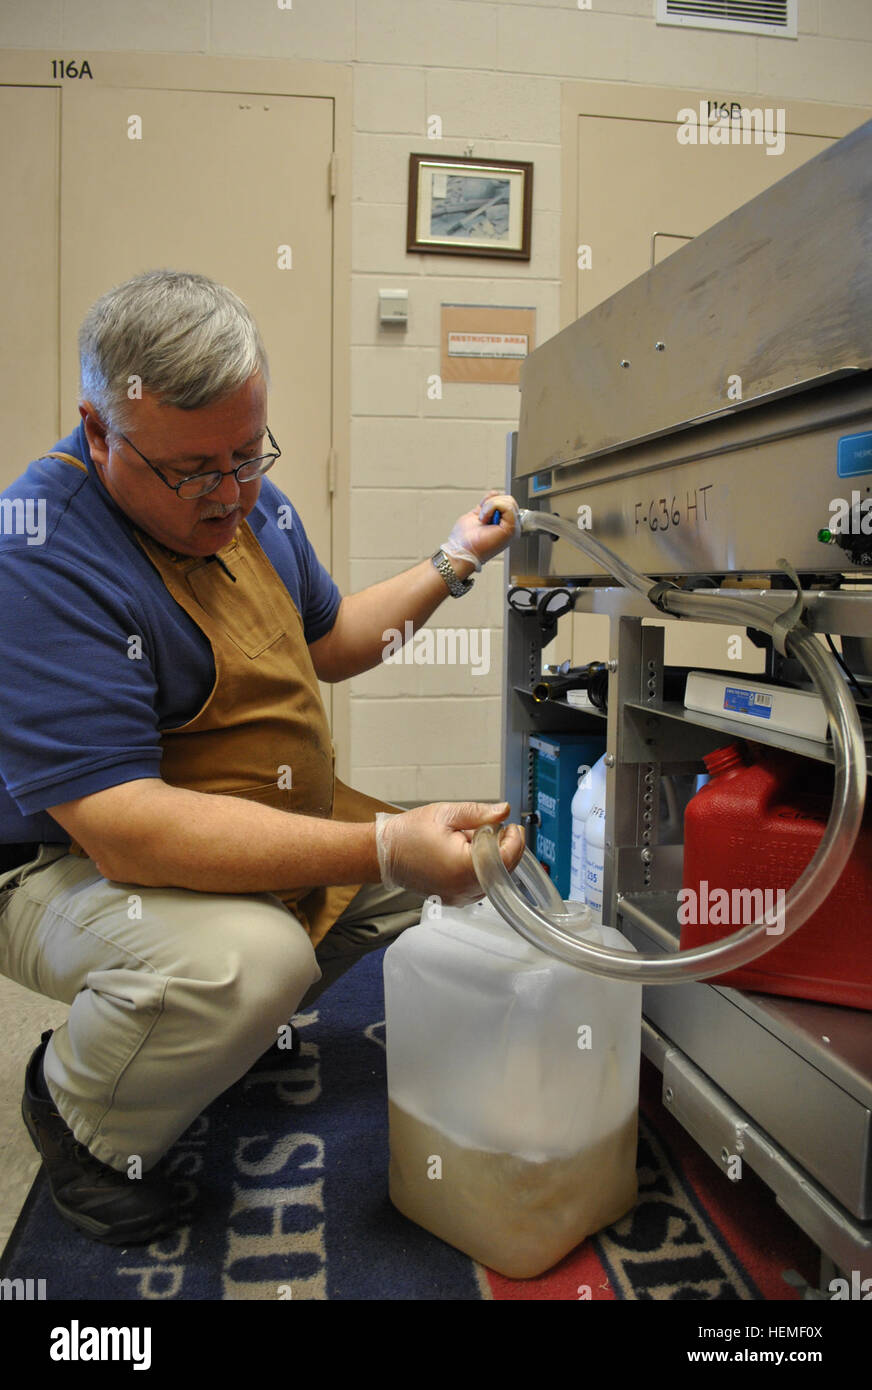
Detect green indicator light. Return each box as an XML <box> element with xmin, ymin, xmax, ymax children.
<box><xmin>817</xmin><ymin>528</ymin><xmax>834</xmax><ymax>544</ymax></box>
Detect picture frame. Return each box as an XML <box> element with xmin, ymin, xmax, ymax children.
<box><xmin>407</xmin><ymin>154</ymin><xmax>533</xmax><ymax>260</ymax></box>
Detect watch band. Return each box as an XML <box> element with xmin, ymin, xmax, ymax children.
<box><xmin>431</xmin><ymin>548</ymin><xmax>474</xmax><ymax>597</ymax></box>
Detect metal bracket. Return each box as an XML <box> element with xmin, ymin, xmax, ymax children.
<box><xmin>507</xmin><ymin>586</ymin><xmax>575</xmax><ymax>646</ymax></box>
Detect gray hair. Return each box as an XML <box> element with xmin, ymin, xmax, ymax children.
<box><xmin>78</xmin><ymin>269</ymin><xmax>270</xmax><ymax>430</ymax></box>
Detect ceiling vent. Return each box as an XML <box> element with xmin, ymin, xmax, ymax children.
<box><xmin>655</xmin><ymin>1</ymin><xmax>797</xmax><ymax>39</ymax></box>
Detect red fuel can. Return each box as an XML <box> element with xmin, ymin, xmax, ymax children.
<box><xmin>680</xmin><ymin>743</ymin><xmax>872</xmax><ymax>1010</ymax></box>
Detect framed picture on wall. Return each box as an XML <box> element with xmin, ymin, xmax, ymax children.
<box><xmin>407</xmin><ymin>154</ymin><xmax>533</xmax><ymax>260</ymax></box>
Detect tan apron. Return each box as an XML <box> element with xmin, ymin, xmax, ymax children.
<box><xmin>47</xmin><ymin>452</ymin><xmax>392</xmax><ymax>946</ymax></box>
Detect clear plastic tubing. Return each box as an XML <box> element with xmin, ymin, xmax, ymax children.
<box><xmin>512</xmin><ymin>847</ymin><xmax>566</xmax><ymax>915</ymax></box>
<box><xmin>471</xmin><ymin>507</ymin><xmax>867</xmax><ymax>983</ymax></box>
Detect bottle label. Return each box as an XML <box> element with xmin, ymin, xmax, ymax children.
<box><xmin>585</xmin><ymin>844</ymin><xmax>604</xmax><ymax>910</ymax></box>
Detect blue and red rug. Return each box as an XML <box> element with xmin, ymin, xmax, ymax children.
<box><xmin>1</xmin><ymin>945</ymin><xmax>820</xmax><ymax>1301</ymax></box>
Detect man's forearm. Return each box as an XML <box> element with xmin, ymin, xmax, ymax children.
<box><xmin>50</xmin><ymin>779</ymin><xmax>383</xmax><ymax>893</ymax></box>
<box><xmin>312</xmin><ymin>554</ymin><xmax>475</xmax><ymax>682</ymax></box>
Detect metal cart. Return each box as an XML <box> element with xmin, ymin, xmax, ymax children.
<box><xmin>501</xmin><ymin>118</ymin><xmax>872</xmax><ymax>1290</ymax></box>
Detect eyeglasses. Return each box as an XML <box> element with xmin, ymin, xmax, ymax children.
<box><xmin>111</xmin><ymin>425</ymin><xmax>281</xmax><ymax>500</ymax></box>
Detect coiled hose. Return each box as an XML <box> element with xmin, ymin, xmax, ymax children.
<box><xmin>471</xmin><ymin>509</ymin><xmax>867</xmax><ymax>983</ymax></box>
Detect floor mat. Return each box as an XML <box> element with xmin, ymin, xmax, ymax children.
<box><xmin>0</xmin><ymin>945</ymin><xmax>820</xmax><ymax>1301</ymax></box>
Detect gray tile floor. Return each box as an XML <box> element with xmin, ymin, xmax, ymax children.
<box><xmin>0</xmin><ymin>976</ymin><xmax>68</xmax><ymax>1256</ymax></box>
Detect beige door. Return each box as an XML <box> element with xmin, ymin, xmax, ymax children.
<box><xmin>0</xmin><ymin>86</ymin><xmax>60</xmax><ymax>475</ymax></box>
<box><xmin>564</xmin><ymin>113</ymin><xmax>835</xmax><ymax>674</ymax></box>
<box><xmin>60</xmin><ymin>85</ymin><xmax>335</xmax><ymax>567</ymax></box>
<box><xmin>575</xmin><ymin>115</ymin><xmax>833</xmax><ymax>317</ymax></box>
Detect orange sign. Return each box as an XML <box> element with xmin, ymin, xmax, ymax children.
<box><xmin>441</xmin><ymin>304</ymin><xmax>536</xmax><ymax>385</ymax></box>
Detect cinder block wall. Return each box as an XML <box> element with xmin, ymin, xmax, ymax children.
<box><xmin>2</xmin><ymin>0</ymin><xmax>869</xmax><ymax>801</ymax></box>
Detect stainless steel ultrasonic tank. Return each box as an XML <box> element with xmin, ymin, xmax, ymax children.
<box><xmin>513</xmin><ymin>117</ymin><xmax>872</xmax><ymax>584</ymax></box>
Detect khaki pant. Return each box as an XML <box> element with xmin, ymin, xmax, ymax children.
<box><xmin>0</xmin><ymin>847</ymin><xmax>422</xmax><ymax>1173</ymax></box>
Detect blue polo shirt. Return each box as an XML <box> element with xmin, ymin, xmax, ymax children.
<box><xmin>0</xmin><ymin>423</ymin><xmax>342</xmax><ymax>844</ymax></box>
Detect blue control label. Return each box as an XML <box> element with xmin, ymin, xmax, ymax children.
<box><xmin>531</xmin><ymin>470</ymin><xmax>553</xmax><ymax>493</ymax></box>
<box><xmin>837</xmin><ymin>431</ymin><xmax>872</xmax><ymax>478</ymax></box>
<box><xmin>724</xmin><ymin>686</ymin><xmax>773</xmax><ymax>719</ymax></box>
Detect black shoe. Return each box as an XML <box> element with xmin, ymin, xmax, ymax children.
<box><xmin>21</xmin><ymin>1030</ymin><xmax>182</xmax><ymax>1246</ymax></box>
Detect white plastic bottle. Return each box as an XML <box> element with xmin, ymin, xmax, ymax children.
<box><xmin>568</xmin><ymin>763</ymin><xmax>596</xmax><ymax>902</ymax></box>
<box><xmin>583</xmin><ymin>756</ymin><xmax>609</xmax><ymax>924</ymax></box>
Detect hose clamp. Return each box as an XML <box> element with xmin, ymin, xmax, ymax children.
<box><xmin>647</xmin><ymin>579</ymin><xmax>682</xmax><ymax>613</ymax></box>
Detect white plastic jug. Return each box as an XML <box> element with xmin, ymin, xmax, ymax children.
<box><xmin>383</xmin><ymin>896</ymin><xmax>642</xmax><ymax>1279</ymax></box>
<box><xmin>568</xmin><ymin>761</ymin><xmax>597</xmax><ymax>903</ymax></box>
<box><xmin>583</xmin><ymin>755</ymin><xmax>609</xmax><ymax>924</ymax></box>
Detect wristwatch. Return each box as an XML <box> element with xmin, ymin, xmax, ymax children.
<box><xmin>431</xmin><ymin>548</ymin><xmax>474</xmax><ymax>597</ymax></box>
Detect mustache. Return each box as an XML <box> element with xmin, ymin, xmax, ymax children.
<box><xmin>199</xmin><ymin>503</ymin><xmax>241</xmax><ymax>520</ymax></box>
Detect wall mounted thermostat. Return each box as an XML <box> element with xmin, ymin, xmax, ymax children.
<box><xmin>379</xmin><ymin>289</ymin><xmax>409</xmax><ymax>326</ymax></box>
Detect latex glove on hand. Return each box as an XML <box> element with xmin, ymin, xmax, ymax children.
<box><xmin>375</xmin><ymin>801</ymin><xmax>525</xmax><ymax>905</ymax></box>
<box><xmin>440</xmin><ymin>491</ymin><xmax>518</xmax><ymax>572</ymax></box>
